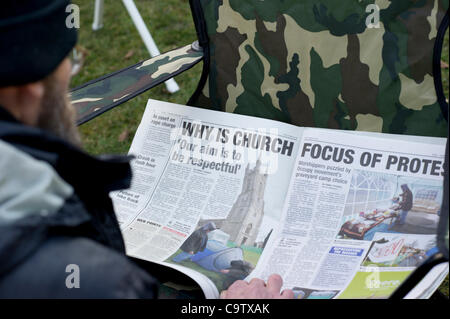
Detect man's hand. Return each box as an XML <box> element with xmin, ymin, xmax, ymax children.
<box><xmin>220</xmin><ymin>274</ymin><xmax>294</xmax><ymax>299</ymax></box>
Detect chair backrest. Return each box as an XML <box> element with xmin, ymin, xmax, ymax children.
<box><xmin>188</xmin><ymin>0</ymin><xmax>449</xmax><ymax>137</ymax></box>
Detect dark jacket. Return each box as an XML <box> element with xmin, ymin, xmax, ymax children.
<box><xmin>180</xmin><ymin>228</ymin><xmax>208</xmax><ymax>254</ymax></box>
<box><xmin>0</xmin><ymin>106</ymin><xmax>157</xmax><ymax>298</ymax></box>
<box><xmin>399</xmin><ymin>188</ymin><xmax>413</xmax><ymax>211</ymax></box>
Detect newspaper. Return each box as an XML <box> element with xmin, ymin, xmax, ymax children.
<box><xmin>110</xmin><ymin>99</ymin><xmax>448</xmax><ymax>299</ymax></box>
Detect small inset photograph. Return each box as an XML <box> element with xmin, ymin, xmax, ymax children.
<box><xmin>337</xmin><ymin>170</ymin><xmax>443</xmax><ymax>241</ymax></box>
<box><xmin>361</xmin><ymin>233</ymin><xmax>437</xmax><ymax>268</ymax></box>
<box><xmin>292</xmin><ymin>287</ymin><xmax>339</xmax><ymax>299</ymax></box>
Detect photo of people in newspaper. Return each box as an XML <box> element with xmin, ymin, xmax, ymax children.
<box><xmin>361</xmin><ymin>233</ymin><xmax>437</xmax><ymax>268</ymax></box>
<box><xmin>337</xmin><ymin>170</ymin><xmax>443</xmax><ymax>241</ymax></box>
<box><xmin>166</xmin><ymin>159</ymin><xmax>277</xmax><ymax>291</ymax></box>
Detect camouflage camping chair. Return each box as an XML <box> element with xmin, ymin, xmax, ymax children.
<box><xmin>71</xmin><ymin>0</ymin><xmax>449</xmax><ymax>298</ymax></box>
<box><xmin>72</xmin><ymin>0</ymin><xmax>449</xmax><ymax>137</ymax></box>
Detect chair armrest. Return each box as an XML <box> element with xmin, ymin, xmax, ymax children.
<box><xmin>390</xmin><ymin>253</ymin><xmax>448</xmax><ymax>299</ymax></box>
<box><xmin>70</xmin><ymin>42</ymin><xmax>203</xmax><ymax>125</ymax></box>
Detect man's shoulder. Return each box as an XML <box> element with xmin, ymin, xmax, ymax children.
<box><xmin>0</xmin><ymin>236</ymin><xmax>158</xmax><ymax>298</ymax></box>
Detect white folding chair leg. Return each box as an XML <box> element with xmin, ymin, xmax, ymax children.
<box><xmin>92</xmin><ymin>0</ymin><xmax>104</xmax><ymax>31</ymax></box>
<box><xmin>122</xmin><ymin>0</ymin><xmax>180</xmax><ymax>93</ymax></box>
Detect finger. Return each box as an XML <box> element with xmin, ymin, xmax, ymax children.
<box><xmin>227</xmin><ymin>280</ymin><xmax>248</xmax><ymax>293</ymax></box>
<box><xmin>278</xmin><ymin>289</ymin><xmax>295</xmax><ymax>299</ymax></box>
<box><xmin>226</xmin><ymin>280</ymin><xmax>250</xmax><ymax>299</ymax></box>
<box><xmin>220</xmin><ymin>290</ymin><xmax>228</xmax><ymax>299</ymax></box>
<box><xmin>249</xmin><ymin>278</ymin><xmax>266</xmax><ymax>289</ymax></box>
<box><xmin>266</xmin><ymin>274</ymin><xmax>283</xmax><ymax>293</ymax></box>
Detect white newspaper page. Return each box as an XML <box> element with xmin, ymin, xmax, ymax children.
<box><xmin>110</xmin><ymin>99</ymin><xmax>301</xmax><ymax>298</ymax></box>
<box><xmin>250</xmin><ymin>128</ymin><xmax>447</xmax><ymax>299</ymax></box>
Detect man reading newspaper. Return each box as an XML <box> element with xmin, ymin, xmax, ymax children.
<box><xmin>0</xmin><ymin>0</ymin><xmax>293</xmax><ymax>299</ymax></box>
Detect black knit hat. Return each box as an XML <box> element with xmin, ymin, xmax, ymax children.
<box><xmin>0</xmin><ymin>0</ymin><xmax>78</xmax><ymax>87</ymax></box>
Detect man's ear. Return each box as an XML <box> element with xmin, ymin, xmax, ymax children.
<box><xmin>15</xmin><ymin>81</ymin><xmax>45</xmax><ymax>125</ymax></box>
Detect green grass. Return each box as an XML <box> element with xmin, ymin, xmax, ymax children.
<box><xmin>71</xmin><ymin>0</ymin><xmax>201</xmax><ymax>155</ymax></box>
<box><xmin>71</xmin><ymin>0</ymin><xmax>449</xmax><ymax>297</ymax></box>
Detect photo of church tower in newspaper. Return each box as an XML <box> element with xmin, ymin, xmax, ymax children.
<box><xmin>210</xmin><ymin>159</ymin><xmax>268</xmax><ymax>247</ymax></box>
<box><xmin>167</xmin><ymin>159</ymin><xmax>271</xmax><ymax>291</ymax></box>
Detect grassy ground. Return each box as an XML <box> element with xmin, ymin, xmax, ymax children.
<box><xmin>71</xmin><ymin>0</ymin><xmax>201</xmax><ymax>155</ymax></box>
<box><xmin>71</xmin><ymin>0</ymin><xmax>449</xmax><ymax>296</ymax></box>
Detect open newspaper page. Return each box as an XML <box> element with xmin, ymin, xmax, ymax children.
<box><xmin>110</xmin><ymin>99</ymin><xmax>302</xmax><ymax>298</ymax></box>
<box><xmin>249</xmin><ymin>128</ymin><xmax>447</xmax><ymax>299</ymax></box>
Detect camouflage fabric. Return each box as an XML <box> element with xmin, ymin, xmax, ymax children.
<box><xmin>71</xmin><ymin>43</ymin><xmax>204</xmax><ymax>125</ymax></box>
<box><xmin>191</xmin><ymin>0</ymin><xmax>449</xmax><ymax>137</ymax></box>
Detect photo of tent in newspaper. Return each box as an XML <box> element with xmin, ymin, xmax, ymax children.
<box><xmin>166</xmin><ymin>159</ymin><xmax>276</xmax><ymax>291</ymax></box>
<box><xmin>361</xmin><ymin>233</ymin><xmax>437</xmax><ymax>268</ymax></box>
<box><xmin>337</xmin><ymin>170</ymin><xmax>443</xmax><ymax>241</ymax></box>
